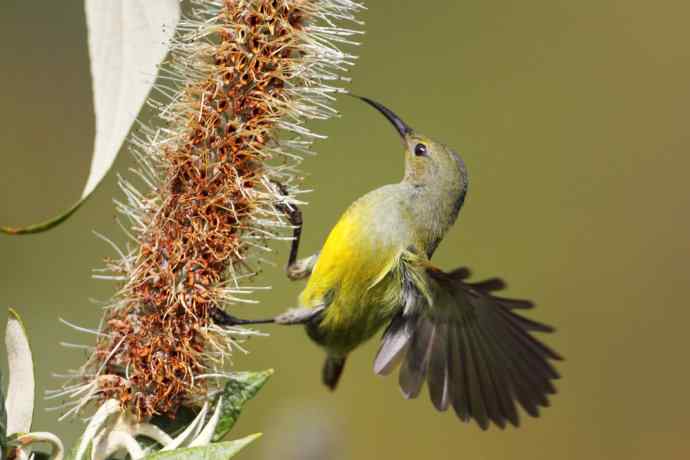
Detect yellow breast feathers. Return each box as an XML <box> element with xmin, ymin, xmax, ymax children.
<box><xmin>299</xmin><ymin>202</ymin><xmax>400</xmax><ymax>311</ymax></box>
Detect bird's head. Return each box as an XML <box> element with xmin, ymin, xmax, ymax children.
<box><xmin>355</xmin><ymin>96</ymin><xmax>468</xmax><ymax>197</ymax></box>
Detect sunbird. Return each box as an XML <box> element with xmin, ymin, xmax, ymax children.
<box><xmin>214</xmin><ymin>96</ymin><xmax>562</xmax><ymax>429</ymax></box>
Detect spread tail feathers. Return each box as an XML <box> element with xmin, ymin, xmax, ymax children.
<box><xmin>374</xmin><ymin>267</ymin><xmax>562</xmax><ymax>429</ymax></box>
<box><xmin>323</xmin><ymin>355</ymin><xmax>347</xmax><ymax>390</ymax></box>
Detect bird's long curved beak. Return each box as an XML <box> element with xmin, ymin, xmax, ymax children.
<box><xmin>355</xmin><ymin>96</ymin><xmax>412</xmax><ymax>139</ymax></box>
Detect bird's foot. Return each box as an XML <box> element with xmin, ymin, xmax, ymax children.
<box><xmin>210</xmin><ymin>307</ymin><xmax>275</xmax><ymax>326</ymax></box>
<box><xmin>274</xmin><ymin>305</ymin><xmax>325</xmax><ymax>325</ymax></box>
<box><xmin>286</xmin><ymin>254</ymin><xmax>318</xmax><ymax>280</ymax></box>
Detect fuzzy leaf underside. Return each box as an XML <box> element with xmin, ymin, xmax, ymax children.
<box><xmin>64</xmin><ymin>399</ymin><xmax>121</xmax><ymax>460</ymax></box>
<box><xmin>5</xmin><ymin>309</ymin><xmax>34</xmax><ymax>436</ymax></box>
<box><xmin>64</xmin><ymin>435</ymin><xmax>92</xmax><ymax>460</ymax></box>
<box><xmin>0</xmin><ymin>0</ymin><xmax>180</xmax><ymax>235</ymax></box>
<box><xmin>64</xmin><ymin>444</ymin><xmax>81</xmax><ymax>460</ymax></box>
<box><xmin>1</xmin><ymin>367</ymin><xmax>6</xmax><ymax>460</ymax></box>
<box><xmin>213</xmin><ymin>370</ymin><xmax>273</xmax><ymax>442</ymax></box>
<box><xmin>143</xmin><ymin>434</ymin><xmax>261</xmax><ymax>460</ymax></box>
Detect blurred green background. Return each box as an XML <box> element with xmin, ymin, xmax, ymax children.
<box><xmin>1</xmin><ymin>1</ymin><xmax>689</xmax><ymax>459</ymax></box>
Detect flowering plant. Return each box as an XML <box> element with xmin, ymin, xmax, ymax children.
<box><xmin>1</xmin><ymin>1</ymin><xmax>362</xmax><ymax>459</ymax></box>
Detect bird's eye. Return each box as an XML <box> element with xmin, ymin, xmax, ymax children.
<box><xmin>414</xmin><ymin>143</ymin><xmax>427</xmax><ymax>156</ymax></box>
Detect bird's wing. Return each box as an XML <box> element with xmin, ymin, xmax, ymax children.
<box><xmin>374</xmin><ymin>251</ymin><xmax>563</xmax><ymax>429</ymax></box>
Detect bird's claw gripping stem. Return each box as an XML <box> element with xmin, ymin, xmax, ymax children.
<box><xmin>210</xmin><ymin>305</ymin><xmax>324</xmax><ymax>327</ymax></box>
<box><xmin>286</xmin><ymin>253</ymin><xmax>318</xmax><ymax>280</ymax></box>
<box><xmin>272</xmin><ymin>181</ymin><xmax>313</xmax><ymax>279</ymax></box>
<box><xmin>210</xmin><ymin>307</ymin><xmax>275</xmax><ymax>326</ymax></box>
<box><xmin>212</xmin><ymin>182</ymin><xmax>324</xmax><ymax>328</ymax></box>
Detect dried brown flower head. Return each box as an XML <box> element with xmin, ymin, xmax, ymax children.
<box><xmin>54</xmin><ymin>0</ymin><xmax>363</xmax><ymax>420</ymax></box>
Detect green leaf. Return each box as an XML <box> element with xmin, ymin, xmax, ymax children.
<box><xmin>0</xmin><ymin>201</ymin><xmax>85</xmax><ymax>235</ymax></box>
<box><xmin>143</xmin><ymin>433</ymin><xmax>261</xmax><ymax>460</ymax></box>
<box><xmin>213</xmin><ymin>370</ymin><xmax>273</xmax><ymax>442</ymax></box>
<box><xmin>1</xmin><ymin>367</ymin><xmax>6</xmax><ymax>460</ymax></box>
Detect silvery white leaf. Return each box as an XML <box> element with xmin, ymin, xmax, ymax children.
<box><xmin>5</xmin><ymin>309</ymin><xmax>34</xmax><ymax>435</ymax></box>
<box><xmin>15</xmin><ymin>432</ymin><xmax>65</xmax><ymax>460</ymax></box>
<box><xmin>92</xmin><ymin>430</ymin><xmax>143</xmax><ymax>460</ymax></box>
<box><xmin>188</xmin><ymin>397</ymin><xmax>223</xmax><ymax>447</ymax></box>
<box><xmin>161</xmin><ymin>403</ymin><xmax>209</xmax><ymax>451</ymax></box>
<box><xmin>72</xmin><ymin>399</ymin><xmax>121</xmax><ymax>460</ymax></box>
<box><xmin>83</xmin><ymin>0</ymin><xmax>179</xmax><ymax>197</ymax></box>
<box><xmin>1</xmin><ymin>0</ymin><xmax>179</xmax><ymax>235</ymax></box>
